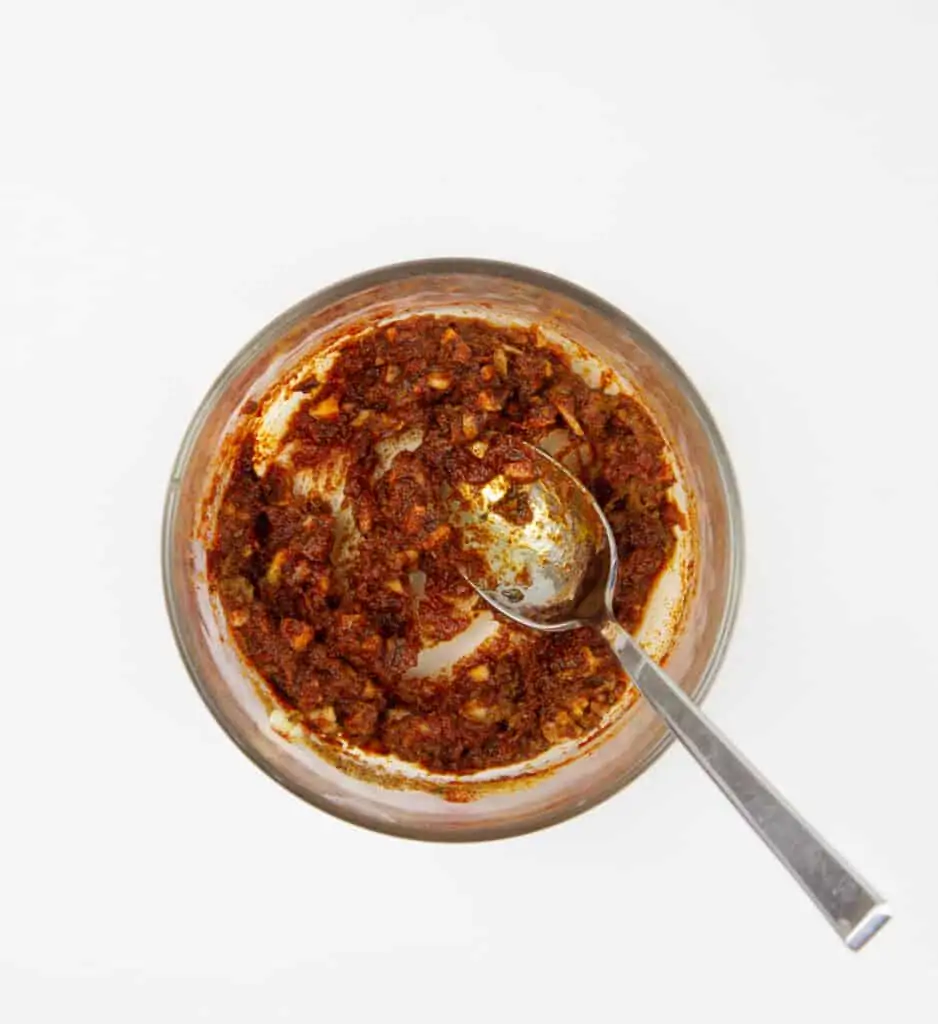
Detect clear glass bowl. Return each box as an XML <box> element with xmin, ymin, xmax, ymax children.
<box><xmin>162</xmin><ymin>259</ymin><xmax>744</xmax><ymax>840</ymax></box>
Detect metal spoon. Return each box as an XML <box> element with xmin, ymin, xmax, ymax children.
<box><xmin>453</xmin><ymin>441</ymin><xmax>889</xmax><ymax>950</ymax></box>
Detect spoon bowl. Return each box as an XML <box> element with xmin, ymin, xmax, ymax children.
<box><xmin>451</xmin><ymin>443</ymin><xmax>614</xmax><ymax>628</ymax></box>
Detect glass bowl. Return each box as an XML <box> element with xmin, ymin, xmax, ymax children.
<box><xmin>162</xmin><ymin>259</ymin><xmax>743</xmax><ymax>840</ymax></box>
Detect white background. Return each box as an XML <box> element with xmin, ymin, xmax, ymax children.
<box><xmin>2</xmin><ymin>1</ymin><xmax>937</xmax><ymax>1020</ymax></box>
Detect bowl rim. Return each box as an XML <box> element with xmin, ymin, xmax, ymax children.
<box><xmin>162</xmin><ymin>257</ymin><xmax>745</xmax><ymax>841</ymax></box>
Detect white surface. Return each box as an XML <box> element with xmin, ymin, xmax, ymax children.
<box><xmin>2</xmin><ymin>1</ymin><xmax>937</xmax><ymax>1020</ymax></box>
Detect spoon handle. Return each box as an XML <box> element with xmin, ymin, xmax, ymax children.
<box><xmin>600</xmin><ymin>619</ymin><xmax>889</xmax><ymax>950</ymax></box>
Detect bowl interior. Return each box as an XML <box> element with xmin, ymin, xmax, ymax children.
<box><xmin>163</xmin><ymin>260</ymin><xmax>742</xmax><ymax>840</ymax></box>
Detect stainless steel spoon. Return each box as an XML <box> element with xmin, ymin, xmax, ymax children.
<box><xmin>453</xmin><ymin>441</ymin><xmax>889</xmax><ymax>951</ymax></box>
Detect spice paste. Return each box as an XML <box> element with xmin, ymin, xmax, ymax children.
<box><xmin>209</xmin><ymin>316</ymin><xmax>682</xmax><ymax>773</ymax></box>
